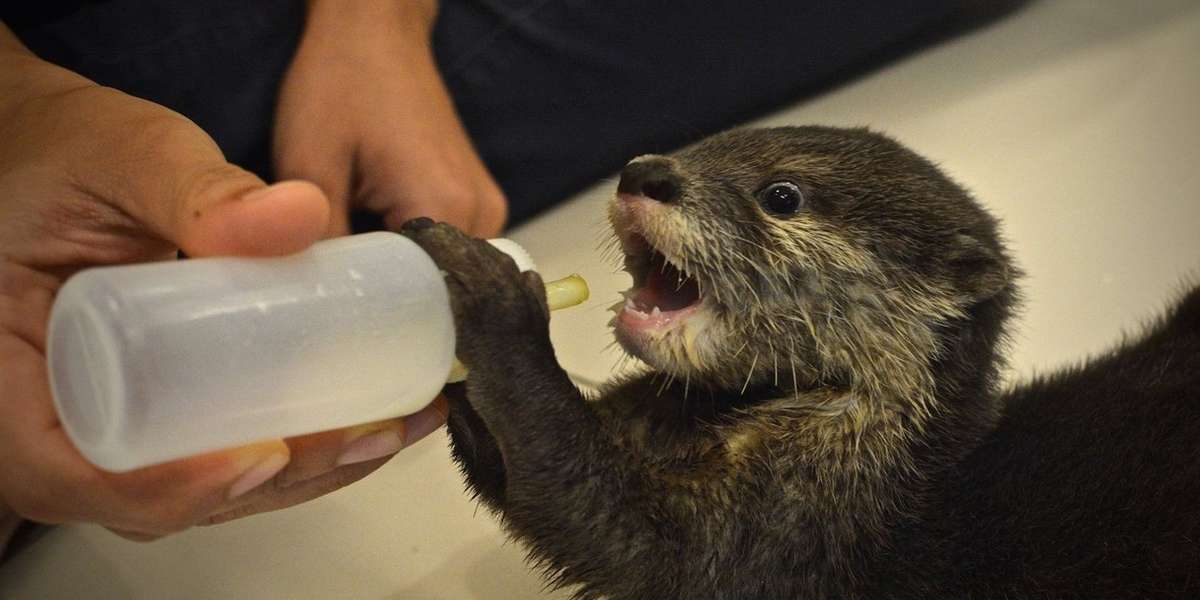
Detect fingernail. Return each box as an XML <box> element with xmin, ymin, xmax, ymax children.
<box><xmin>402</xmin><ymin>405</ymin><xmax>447</xmax><ymax>448</ymax></box>
<box><xmin>336</xmin><ymin>429</ymin><xmax>405</xmax><ymax>466</ymax></box>
<box><xmin>228</xmin><ymin>453</ymin><xmax>289</xmax><ymax>500</ymax></box>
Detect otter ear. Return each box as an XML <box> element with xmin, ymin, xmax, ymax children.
<box><xmin>947</xmin><ymin>233</ymin><xmax>1010</xmax><ymax>300</ymax></box>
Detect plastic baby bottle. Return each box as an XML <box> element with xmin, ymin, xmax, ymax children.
<box><xmin>46</xmin><ymin>232</ymin><xmax>536</xmax><ymax>472</ymax></box>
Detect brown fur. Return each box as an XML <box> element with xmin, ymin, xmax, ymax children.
<box><xmin>401</xmin><ymin>126</ymin><xmax>1199</xmax><ymax>599</ymax></box>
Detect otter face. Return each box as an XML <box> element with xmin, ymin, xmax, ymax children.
<box><xmin>607</xmin><ymin>126</ymin><xmax>1013</xmax><ymax>397</ymax></box>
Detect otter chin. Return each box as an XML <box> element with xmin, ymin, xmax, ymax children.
<box><xmin>403</xmin><ymin>125</ymin><xmax>1200</xmax><ymax>600</ymax></box>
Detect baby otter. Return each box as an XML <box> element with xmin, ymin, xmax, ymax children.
<box><xmin>401</xmin><ymin>126</ymin><xmax>1200</xmax><ymax>599</ymax></box>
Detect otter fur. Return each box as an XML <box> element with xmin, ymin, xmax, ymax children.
<box><xmin>400</xmin><ymin>126</ymin><xmax>1200</xmax><ymax>599</ymax></box>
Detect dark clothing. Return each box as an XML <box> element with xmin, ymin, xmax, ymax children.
<box><xmin>6</xmin><ymin>0</ymin><xmax>963</xmax><ymax>226</ymax></box>
<box><xmin>6</xmin><ymin>0</ymin><xmax>304</xmax><ymax>184</ymax></box>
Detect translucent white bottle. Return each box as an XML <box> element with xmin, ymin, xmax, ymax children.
<box><xmin>46</xmin><ymin>232</ymin><xmax>534</xmax><ymax>472</ymax></box>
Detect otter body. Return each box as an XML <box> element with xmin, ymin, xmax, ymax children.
<box><xmin>401</xmin><ymin>127</ymin><xmax>1200</xmax><ymax>599</ymax></box>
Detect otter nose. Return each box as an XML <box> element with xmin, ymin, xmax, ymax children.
<box><xmin>617</xmin><ymin>157</ymin><xmax>683</xmax><ymax>203</ymax></box>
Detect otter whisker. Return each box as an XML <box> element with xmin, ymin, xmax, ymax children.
<box><xmin>727</xmin><ymin>231</ymin><xmax>790</xmax><ymax>266</ymax></box>
<box><xmin>790</xmin><ymin>357</ymin><xmax>800</xmax><ymax>397</ymax></box>
<box><xmin>773</xmin><ymin>352</ymin><xmax>780</xmax><ymax>388</ymax></box>
<box><xmin>656</xmin><ymin>371</ymin><xmax>676</xmax><ymax>397</ymax></box>
<box><xmin>740</xmin><ymin>352</ymin><xmax>759</xmax><ymax>396</ymax></box>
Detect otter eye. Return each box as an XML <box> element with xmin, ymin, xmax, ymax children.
<box><xmin>758</xmin><ymin>182</ymin><xmax>805</xmax><ymax>215</ymax></box>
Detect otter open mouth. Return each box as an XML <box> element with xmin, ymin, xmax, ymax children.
<box><xmin>619</xmin><ymin>236</ymin><xmax>702</xmax><ymax>333</ymax></box>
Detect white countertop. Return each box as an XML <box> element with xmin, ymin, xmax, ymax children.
<box><xmin>3</xmin><ymin>0</ymin><xmax>1198</xmax><ymax>597</ymax></box>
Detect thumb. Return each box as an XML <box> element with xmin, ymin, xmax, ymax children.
<box><xmin>104</xmin><ymin>112</ymin><xmax>331</xmax><ymax>258</ymax></box>
<box><xmin>182</xmin><ymin>179</ymin><xmax>332</xmax><ymax>258</ymax></box>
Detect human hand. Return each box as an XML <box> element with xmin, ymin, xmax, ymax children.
<box><xmin>274</xmin><ymin>0</ymin><xmax>507</xmax><ymax>238</ymax></box>
<box><xmin>0</xmin><ymin>26</ymin><xmax>447</xmax><ymax>540</ymax></box>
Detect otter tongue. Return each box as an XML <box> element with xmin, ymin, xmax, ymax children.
<box><xmin>638</xmin><ymin>255</ymin><xmax>700</xmax><ymax>312</ymax></box>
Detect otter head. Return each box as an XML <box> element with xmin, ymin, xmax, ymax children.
<box><xmin>608</xmin><ymin>126</ymin><xmax>1016</xmax><ymax>407</ymax></box>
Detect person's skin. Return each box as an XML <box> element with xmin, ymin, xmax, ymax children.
<box><xmin>276</xmin><ymin>0</ymin><xmax>507</xmax><ymax>237</ymax></box>
<box><xmin>0</xmin><ymin>0</ymin><xmax>491</xmax><ymax>542</ymax></box>
<box><xmin>0</xmin><ymin>508</ymin><xmax>20</xmax><ymax>556</ymax></box>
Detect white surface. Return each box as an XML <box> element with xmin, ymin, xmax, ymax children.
<box><xmin>3</xmin><ymin>0</ymin><xmax>1199</xmax><ymax>597</ymax></box>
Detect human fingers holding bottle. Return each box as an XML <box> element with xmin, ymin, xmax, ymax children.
<box><xmin>0</xmin><ymin>24</ymin><xmax>446</xmax><ymax>541</ymax></box>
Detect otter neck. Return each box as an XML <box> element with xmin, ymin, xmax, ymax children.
<box><xmin>627</xmin><ymin>306</ymin><xmax>1007</xmax><ymax>592</ymax></box>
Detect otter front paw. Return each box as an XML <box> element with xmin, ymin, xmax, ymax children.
<box><xmin>400</xmin><ymin>218</ymin><xmax>549</xmax><ymax>366</ymax></box>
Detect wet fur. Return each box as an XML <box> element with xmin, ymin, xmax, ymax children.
<box><xmin>401</xmin><ymin>126</ymin><xmax>1200</xmax><ymax>599</ymax></box>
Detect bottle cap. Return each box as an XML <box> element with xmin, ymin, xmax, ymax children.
<box><xmin>487</xmin><ymin>239</ymin><xmax>536</xmax><ymax>273</ymax></box>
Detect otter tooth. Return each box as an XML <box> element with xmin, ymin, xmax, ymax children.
<box><xmin>651</xmin><ymin>306</ymin><xmax>662</xmax><ymax>317</ymax></box>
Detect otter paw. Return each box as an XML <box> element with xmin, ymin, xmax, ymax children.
<box><xmin>400</xmin><ymin>219</ymin><xmax>549</xmax><ymax>361</ymax></box>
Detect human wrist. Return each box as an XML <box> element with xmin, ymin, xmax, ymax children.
<box><xmin>303</xmin><ymin>0</ymin><xmax>438</xmax><ymax>49</ymax></box>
